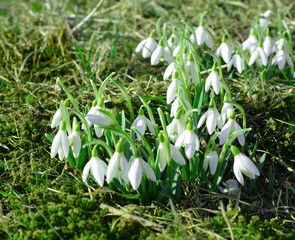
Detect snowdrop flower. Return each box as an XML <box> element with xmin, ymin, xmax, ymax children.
<box><xmin>68</xmin><ymin>118</ymin><xmax>81</xmax><ymax>158</ymax></box>
<box><xmin>215</xmin><ymin>36</ymin><xmax>233</xmax><ymax>64</ymax></box>
<box><xmin>135</xmin><ymin>31</ymin><xmax>157</xmax><ymax>59</ymax></box>
<box><xmin>170</xmin><ymin>95</ymin><xmax>192</xmax><ymax>117</ymax></box>
<box><xmin>203</xmin><ymin>148</ymin><xmax>218</xmax><ymax>175</ymax></box>
<box><xmin>185</xmin><ymin>53</ymin><xmax>199</xmax><ymax>85</ymax></box>
<box><xmin>276</xmin><ymin>37</ymin><xmax>290</xmax><ymax>54</ymax></box>
<box><xmin>131</xmin><ymin>108</ymin><xmax>155</xmax><ymax>141</ymax></box>
<box><xmin>263</xmin><ymin>29</ymin><xmax>276</xmax><ymax>57</ymax></box>
<box><xmin>221</xmin><ymin>95</ymin><xmax>234</xmax><ymax>123</ymax></box>
<box><xmin>106</xmin><ymin>139</ymin><xmax>129</xmax><ymax>184</ymax></box>
<box><xmin>231</xmin><ymin>146</ymin><xmax>260</xmax><ymax>186</ymax></box>
<box><xmin>167</xmin><ymin>31</ymin><xmax>179</xmax><ymax>49</ymax></box>
<box><xmin>219</xmin><ymin>179</ymin><xmax>239</xmax><ymax>195</ymax></box>
<box><xmin>167</xmin><ymin>71</ymin><xmax>180</xmax><ymax>104</ymax></box>
<box><xmin>175</xmin><ymin>121</ymin><xmax>200</xmax><ymax>159</ymax></box>
<box><xmin>128</xmin><ymin>152</ymin><xmax>156</xmax><ymax>190</ymax></box>
<box><xmin>197</xmin><ymin>100</ymin><xmax>223</xmax><ymax>135</ymax></box>
<box><xmin>151</xmin><ymin>37</ymin><xmax>173</xmax><ymax>65</ymax></box>
<box><xmin>219</xmin><ymin>112</ymin><xmax>245</xmax><ymax>146</ymax></box>
<box><xmin>205</xmin><ymin>64</ymin><xmax>221</xmax><ymax>94</ymax></box>
<box><xmin>167</xmin><ymin>110</ymin><xmax>185</xmax><ymax>142</ymax></box>
<box><xmin>271</xmin><ymin>45</ymin><xmax>293</xmax><ymax>70</ymax></box>
<box><xmin>51</xmin><ymin>108</ymin><xmax>62</xmax><ymax>128</ymax></box>
<box><xmin>227</xmin><ymin>53</ymin><xmax>244</xmax><ymax>74</ymax></box>
<box><xmin>85</xmin><ymin>98</ymin><xmax>114</xmax><ymax>127</ymax></box>
<box><xmin>248</xmin><ymin>43</ymin><xmax>268</xmax><ymax>66</ymax></box>
<box><xmin>156</xmin><ymin>132</ymin><xmax>186</xmax><ymax>172</ymax></box>
<box><xmin>82</xmin><ymin>148</ymin><xmax>107</xmax><ymax>187</ymax></box>
<box><xmin>51</xmin><ymin>99</ymin><xmax>70</xmax><ymax>128</ymax></box>
<box><xmin>242</xmin><ymin>30</ymin><xmax>258</xmax><ymax>53</ymax></box>
<box><xmin>190</xmin><ymin>25</ymin><xmax>213</xmax><ymax>49</ymax></box>
<box><xmin>164</xmin><ymin>62</ymin><xmax>176</xmax><ymax>80</ymax></box>
<box><xmin>51</xmin><ymin>120</ymin><xmax>70</xmax><ymax>160</ymax></box>
<box><xmin>259</xmin><ymin>10</ymin><xmax>272</xmax><ymax>27</ymax></box>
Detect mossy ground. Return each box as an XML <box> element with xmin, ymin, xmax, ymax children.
<box><xmin>0</xmin><ymin>0</ymin><xmax>294</xmax><ymax>239</ymax></box>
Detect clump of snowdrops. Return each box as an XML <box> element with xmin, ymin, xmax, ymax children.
<box><xmin>49</xmin><ymin>10</ymin><xmax>293</xmax><ymax>204</ymax></box>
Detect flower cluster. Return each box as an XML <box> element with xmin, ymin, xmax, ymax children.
<box><xmin>48</xmin><ymin>10</ymin><xmax>291</xmax><ymax>202</ymax></box>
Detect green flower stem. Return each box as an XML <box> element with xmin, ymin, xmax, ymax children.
<box><xmin>111</xmin><ymin>79</ymin><xmax>135</xmax><ymax>121</ymax></box>
<box><xmin>97</xmin><ymin>72</ymin><xmax>116</xmax><ymax>98</ymax></box>
<box><xmin>83</xmin><ymin>140</ymin><xmax>114</xmax><ymax>159</ymax></box>
<box><xmin>58</xmin><ymin>78</ymin><xmax>80</xmax><ymax>113</ymax></box>
<box><xmin>137</xmin><ymin>94</ymin><xmax>159</xmax><ymax>136</ymax></box>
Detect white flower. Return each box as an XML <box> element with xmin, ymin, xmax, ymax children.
<box><xmin>221</xmin><ymin>102</ymin><xmax>234</xmax><ymax>123</ymax></box>
<box><xmin>166</xmin><ymin>73</ymin><xmax>180</xmax><ymax>104</ymax></box>
<box><xmin>227</xmin><ymin>54</ymin><xmax>244</xmax><ymax>74</ymax></box>
<box><xmin>231</xmin><ymin>146</ymin><xmax>260</xmax><ymax>186</ymax></box>
<box><xmin>190</xmin><ymin>25</ymin><xmax>213</xmax><ymax>49</ymax></box>
<box><xmin>131</xmin><ymin>110</ymin><xmax>155</xmax><ymax>141</ymax></box>
<box><xmin>93</xmin><ymin>124</ymin><xmax>104</xmax><ymax>138</ymax></box>
<box><xmin>203</xmin><ymin>150</ymin><xmax>218</xmax><ymax>175</ymax></box>
<box><xmin>51</xmin><ymin>108</ymin><xmax>62</xmax><ymax>128</ymax></box>
<box><xmin>164</xmin><ymin>62</ymin><xmax>175</xmax><ymax>80</ymax></box>
<box><xmin>248</xmin><ymin>46</ymin><xmax>268</xmax><ymax>66</ymax></box>
<box><xmin>151</xmin><ymin>38</ymin><xmax>173</xmax><ymax>65</ymax></box>
<box><xmin>263</xmin><ymin>35</ymin><xmax>276</xmax><ymax>57</ymax></box>
<box><xmin>215</xmin><ymin>38</ymin><xmax>233</xmax><ymax>63</ymax></box>
<box><xmin>197</xmin><ymin>104</ymin><xmax>223</xmax><ymax>135</ymax></box>
<box><xmin>170</xmin><ymin>95</ymin><xmax>192</xmax><ymax>117</ymax></box>
<box><xmin>68</xmin><ymin>130</ymin><xmax>81</xmax><ymax>158</ymax></box>
<box><xmin>82</xmin><ymin>150</ymin><xmax>107</xmax><ymax>187</ymax></box>
<box><xmin>242</xmin><ymin>34</ymin><xmax>258</xmax><ymax>53</ymax></box>
<box><xmin>167</xmin><ymin>33</ymin><xmax>179</xmax><ymax>49</ymax></box>
<box><xmin>85</xmin><ymin>101</ymin><xmax>114</xmax><ymax>127</ymax></box>
<box><xmin>259</xmin><ymin>10</ymin><xmax>272</xmax><ymax>27</ymax></box>
<box><xmin>135</xmin><ymin>36</ymin><xmax>157</xmax><ymax>59</ymax></box>
<box><xmin>157</xmin><ymin>133</ymin><xmax>186</xmax><ymax>172</ymax></box>
<box><xmin>51</xmin><ymin>121</ymin><xmax>70</xmax><ymax>160</ymax></box>
<box><xmin>128</xmin><ymin>156</ymin><xmax>156</xmax><ymax>190</ymax></box>
<box><xmin>175</xmin><ymin>122</ymin><xmax>200</xmax><ymax>159</ymax></box>
<box><xmin>219</xmin><ymin>113</ymin><xmax>245</xmax><ymax>146</ymax></box>
<box><xmin>219</xmin><ymin>179</ymin><xmax>239</xmax><ymax>195</ymax></box>
<box><xmin>167</xmin><ymin>116</ymin><xmax>185</xmax><ymax>143</ymax></box>
<box><xmin>185</xmin><ymin>54</ymin><xmax>198</xmax><ymax>85</ymax></box>
<box><xmin>271</xmin><ymin>49</ymin><xmax>293</xmax><ymax>70</ymax></box>
<box><xmin>106</xmin><ymin>141</ymin><xmax>129</xmax><ymax>184</ymax></box>
<box><xmin>205</xmin><ymin>67</ymin><xmax>220</xmax><ymax>94</ymax></box>
<box><xmin>276</xmin><ymin>38</ymin><xmax>290</xmax><ymax>54</ymax></box>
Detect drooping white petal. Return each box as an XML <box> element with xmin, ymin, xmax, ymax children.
<box><xmin>167</xmin><ymin>78</ymin><xmax>178</xmax><ymax>104</ymax></box>
<box><xmin>92</xmin><ymin>158</ymin><xmax>107</xmax><ymax>187</ymax></box>
<box><xmin>209</xmin><ymin>151</ymin><xmax>218</xmax><ymax>175</ymax></box>
<box><xmin>94</xmin><ymin>125</ymin><xmax>104</xmax><ymax>138</ymax></box>
<box><xmin>234</xmin><ymin>122</ymin><xmax>245</xmax><ymax>146</ymax></box>
<box><xmin>233</xmin><ymin>158</ymin><xmax>244</xmax><ymax>185</ymax></box>
<box><xmin>238</xmin><ymin>154</ymin><xmax>260</xmax><ymax>178</ymax></box>
<box><xmin>219</xmin><ymin>120</ymin><xmax>232</xmax><ymax>145</ymax></box>
<box><xmin>164</xmin><ymin>62</ymin><xmax>175</xmax><ymax>80</ymax></box>
<box><xmin>142</xmin><ymin>160</ymin><xmax>156</xmax><ymax>181</ymax></box>
<box><xmin>119</xmin><ymin>155</ymin><xmax>130</xmax><ymax>184</ymax></box>
<box><xmin>82</xmin><ymin>160</ymin><xmax>92</xmax><ymax>182</ymax></box>
<box><xmin>72</xmin><ymin>133</ymin><xmax>81</xmax><ymax>158</ymax></box>
<box><xmin>197</xmin><ymin>110</ymin><xmax>208</xmax><ymax>129</ymax></box>
<box><xmin>128</xmin><ymin>158</ymin><xmax>143</xmax><ymax>190</ymax></box>
<box><xmin>151</xmin><ymin>46</ymin><xmax>162</xmax><ymax>65</ymax></box>
<box><xmin>235</xmin><ymin>55</ymin><xmax>244</xmax><ymax>74</ymax></box>
<box><xmin>210</xmin><ymin>71</ymin><xmax>220</xmax><ymax>94</ymax></box>
<box><xmin>170</xmin><ymin>144</ymin><xmax>186</xmax><ymax>165</ymax></box>
<box><xmin>61</xmin><ymin>130</ymin><xmax>69</xmax><ymax>158</ymax></box>
<box><xmin>142</xmin><ymin>37</ymin><xmax>157</xmax><ymax>58</ymax></box>
<box><xmin>158</xmin><ymin>143</ymin><xmax>167</xmax><ymax>172</ymax></box>
<box><xmin>227</xmin><ymin>56</ymin><xmax>235</xmax><ymax>72</ymax></box>
<box><xmin>106</xmin><ymin>152</ymin><xmax>120</xmax><ymax>183</ymax></box>
<box><xmin>135</xmin><ymin>39</ymin><xmax>146</xmax><ymax>54</ymax></box>
<box><xmin>206</xmin><ymin>110</ymin><xmax>217</xmax><ymax>135</ymax></box>
<box><xmin>175</xmin><ymin>131</ymin><xmax>186</xmax><ymax>148</ymax></box>
<box><xmin>144</xmin><ymin>116</ymin><xmax>155</xmax><ymax>135</ymax></box>
<box><xmin>51</xmin><ymin>131</ymin><xmax>62</xmax><ymax>158</ymax></box>
<box><xmin>86</xmin><ymin>113</ymin><xmax>112</xmax><ymax>126</ymax></box>
<box><xmin>51</xmin><ymin>108</ymin><xmax>62</xmax><ymax>128</ymax></box>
